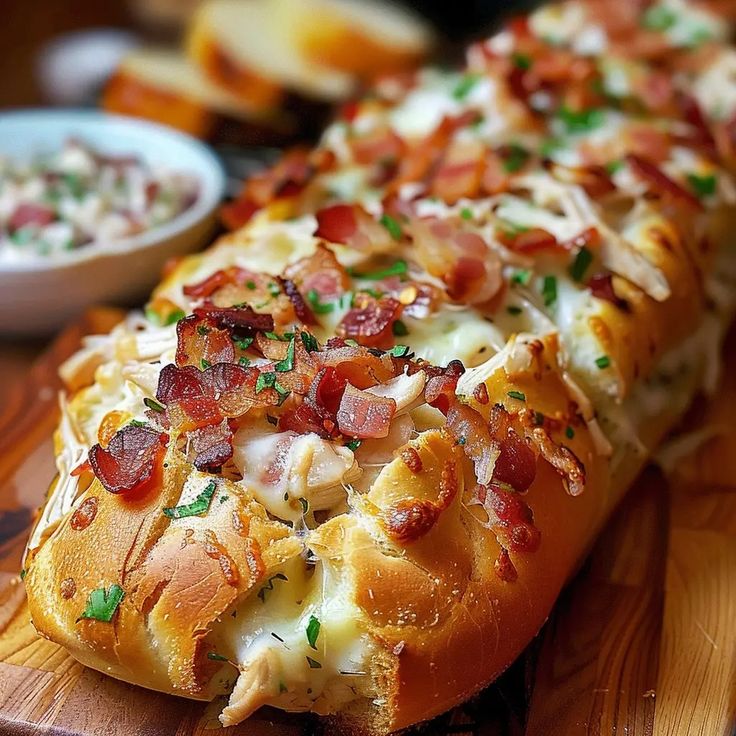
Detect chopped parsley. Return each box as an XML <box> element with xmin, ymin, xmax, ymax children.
<box><xmin>19</xmin><ymin>568</ymin><xmax>26</xmax><ymax>581</ymax></box>
<box><xmin>306</xmin><ymin>656</ymin><xmax>322</xmax><ymax>669</ymax></box>
<box><xmin>511</xmin><ymin>269</ymin><xmax>532</xmax><ymax>286</ymax></box>
<box><xmin>306</xmin><ymin>289</ymin><xmax>335</xmax><ymax>314</ymax></box>
<box><xmin>207</xmin><ymin>652</ymin><xmax>229</xmax><ymax>662</ymax></box>
<box><xmin>128</xmin><ymin>419</ymin><xmax>148</xmax><ymax>428</ymax></box>
<box><xmin>267</xmin><ymin>281</ymin><xmax>281</xmax><ymax>297</ymax></box>
<box><xmin>506</xmin><ymin>305</ymin><xmax>522</xmax><ymax>315</ymax></box>
<box><xmin>540</xmin><ymin>137</ymin><xmax>563</xmax><ymax>157</ymax></box>
<box><xmin>246</xmin><ymin>280</ymin><xmax>257</xmax><ymax>290</ymax></box>
<box><xmin>503</xmin><ymin>144</ymin><xmax>530</xmax><ymax>173</ymax></box>
<box><xmin>595</xmin><ymin>355</ymin><xmax>611</xmax><ymax>369</ymax></box>
<box><xmin>569</xmin><ymin>247</ymin><xmax>593</xmax><ymax>282</ymax></box>
<box><xmin>512</xmin><ymin>52</ymin><xmax>532</xmax><ymax>70</ymax></box>
<box><xmin>300</xmin><ymin>331</ymin><xmax>319</xmax><ymax>353</ymax></box>
<box><xmin>349</xmin><ymin>259</ymin><xmax>408</xmax><ymax>280</ymax></box>
<box><xmin>460</xmin><ymin>207</ymin><xmax>473</xmax><ymax>220</ymax></box>
<box><xmin>256</xmin><ymin>372</ymin><xmax>290</xmax><ymax>403</ymax></box>
<box><xmin>145</xmin><ymin>307</ymin><xmax>185</xmax><ymax>326</ymax></box>
<box><xmin>557</xmin><ymin>106</ymin><xmax>605</xmax><ymax>134</ymax></box>
<box><xmin>605</xmin><ymin>159</ymin><xmax>624</xmax><ymax>175</ymax></box>
<box><xmin>453</xmin><ymin>74</ymin><xmax>480</xmax><ymax>100</ymax></box>
<box><xmin>233</xmin><ymin>336</ymin><xmax>254</xmax><ymax>350</ymax></box>
<box><xmin>687</xmin><ymin>173</ymin><xmax>717</xmax><ymax>198</ymax></box>
<box><xmin>200</xmin><ymin>358</ymin><xmax>211</xmax><ymax>370</ymax></box>
<box><xmin>507</xmin><ymin>390</ymin><xmax>526</xmax><ymax>402</ymax></box>
<box><xmin>196</xmin><ymin>324</ymin><xmax>210</xmax><ymax>336</ymax></box>
<box><xmin>274</xmin><ymin>338</ymin><xmax>296</xmax><ymax>372</ymax></box>
<box><xmin>257</xmin><ymin>573</ymin><xmax>288</xmax><ymax>603</ymax></box>
<box><xmin>387</xmin><ymin>344</ymin><xmax>413</xmax><ymax>358</ymax></box>
<box><xmin>144</xmin><ymin>397</ymin><xmax>165</xmax><ymax>413</ymax></box>
<box><xmin>379</xmin><ymin>213</ymin><xmax>403</xmax><ymax>241</ymax></box>
<box><xmin>163</xmin><ymin>480</ymin><xmax>217</xmax><ymax>519</ymax></box>
<box><xmin>346</xmin><ymin>439</ymin><xmax>362</xmax><ymax>451</ymax></box>
<box><xmin>239</xmin><ymin>356</ymin><xmax>251</xmax><ymax>367</ymax></box>
<box><xmin>306</xmin><ymin>615</ymin><xmax>321</xmax><ymax>650</ymax></box>
<box><xmin>77</xmin><ymin>584</ymin><xmax>125</xmax><ymax>623</ymax></box>
<box><xmin>565</xmin><ymin>426</ymin><xmax>575</xmax><ymax>439</ymax></box>
<box><xmin>641</xmin><ymin>5</ymin><xmax>677</xmax><ymax>31</ymax></box>
<box><xmin>541</xmin><ymin>275</ymin><xmax>558</xmax><ymax>307</ymax></box>
<box><xmin>392</xmin><ymin>319</ymin><xmax>409</xmax><ymax>336</ymax></box>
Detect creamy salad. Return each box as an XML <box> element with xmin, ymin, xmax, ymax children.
<box><xmin>0</xmin><ymin>138</ymin><xmax>199</xmax><ymax>262</ymax></box>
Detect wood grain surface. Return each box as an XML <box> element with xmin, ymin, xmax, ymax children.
<box><xmin>0</xmin><ymin>310</ymin><xmax>734</xmax><ymax>736</ymax></box>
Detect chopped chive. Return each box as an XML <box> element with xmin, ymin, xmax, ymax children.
<box><xmin>346</xmin><ymin>439</ymin><xmax>362</xmax><ymax>451</ymax></box>
<box><xmin>507</xmin><ymin>390</ymin><xmax>526</xmax><ymax>401</ymax></box>
<box><xmin>197</xmin><ymin>324</ymin><xmax>210</xmax><ymax>336</ymax></box>
<box><xmin>77</xmin><ymin>584</ymin><xmax>124</xmax><ymax>623</ymax></box>
<box><xmin>239</xmin><ymin>356</ymin><xmax>251</xmax><ymax>367</ymax></box>
<box><xmin>387</xmin><ymin>344</ymin><xmax>412</xmax><ymax>358</ymax></box>
<box><xmin>460</xmin><ymin>207</ymin><xmax>473</xmax><ymax>220</ymax></box>
<box><xmin>274</xmin><ymin>338</ymin><xmax>296</xmax><ymax>372</ymax></box>
<box><xmin>207</xmin><ymin>652</ymin><xmax>229</xmax><ymax>662</ymax></box>
<box><xmin>163</xmin><ymin>481</ymin><xmax>217</xmax><ymax>519</ymax></box>
<box><xmin>267</xmin><ymin>281</ymin><xmax>281</xmax><ymax>297</ymax></box>
<box><xmin>506</xmin><ymin>305</ymin><xmax>522</xmax><ymax>315</ymax></box>
<box><xmin>595</xmin><ymin>355</ymin><xmax>611</xmax><ymax>369</ymax></box>
<box><xmin>565</xmin><ymin>426</ymin><xmax>575</xmax><ymax>439</ymax></box>
<box><xmin>306</xmin><ymin>615</ymin><xmax>321</xmax><ymax>650</ymax></box>
<box><xmin>605</xmin><ymin>159</ymin><xmax>624</xmax><ymax>175</ymax></box>
<box><xmin>541</xmin><ymin>275</ymin><xmax>558</xmax><ymax>307</ymax></box>
<box><xmin>379</xmin><ymin>213</ymin><xmax>403</xmax><ymax>241</ymax></box>
<box><xmin>512</xmin><ymin>52</ymin><xmax>532</xmax><ymax>70</ymax></box>
<box><xmin>503</xmin><ymin>144</ymin><xmax>530</xmax><ymax>173</ymax></box>
<box><xmin>453</xmin><ymin>74</ymin><xmax>480</xmax><ymax>100</ymax></box>
<box><xmin>687</xmin><ymin>173</ymin><xmax>717</xmax><ymax>198</ymax></box>
<box><xmin>144</xmin><ymin>397</ymin><xmax>165</xmax><ymax>413</ymax></box>
<box><xmin>349</xmin><ymin>259</ymin><xmax>408</xmax><ymax>281</ymax></box>
<box><xmin>569</xmin><ymin>246</ymin><xmax>593</xmax><ymax>282</ymax></box>
<box><xmin>306</xmin><ymin>656</ymin><xmax>322</xmax><ymax>669</ymax></box>
<box><xmin>300</xmin><ymin>331</ymin><xmax>319</xmax><ymax>352</ymax></box>
<box><xmin>257</xmin><ymin>573</ymin><xmax>288</xmax><ymax>603</ymax></box>
<box><xmin>306</xmin><ymin>289</ymin><xmax>335</xmax><ymax>314</ymax></box>
<box><xmin>392</xmin><ymin>319</ymin><xmax>409</xmax><ymax>336</ymax></box>
<box><xmin>511</xmin><ymin>269</ymin><xmax>532</xmax><ymax>286</ymax></box>
<box><xmin>246</xmin><ymin>280</ymin><xmax>257</xmax><ymax>290</ymax></box>
<box><xmin>641</xmin><ymin>5</ymin><xmax>677</xmax><ymax>31</ymax></box>
<box><xmin>233</xmin><ymin>336</ymin><xmax>253</xmax><ymax>350</ymax></box>
<box><xmin>200</xmin><ymin>358</ymin><xmax>211</xmax><ymax>370</ymax></box>
<box><xmin>557</xmin><ymin>106</ymin><xmax>605</xmax><ymax>134</ymax></box>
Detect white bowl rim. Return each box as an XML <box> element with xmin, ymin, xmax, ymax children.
<box><xmin>0</xmin><ymin>108</ymin><xmax>226</xmax><ymax>273</ymax></box>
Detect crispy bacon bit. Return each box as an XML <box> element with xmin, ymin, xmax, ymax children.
<box><xmin>183</xmin><ymin>269</ymin><xmax>233</xmax><ymax>299</ymax></box>
<box><xmin>157</xmin><ymin>364</ymin><xmax>206</xmax><ymax>404</ymax></box>
<box><xmin>546</xmin><ymin>162</ymin><xmax>616</xmax><ymax>197</ymax></box>
<box><xmin>278</xmin><ymin>277</ymin><xmax>316</xmax><ymax>325</ymax></box>
<box><xmin>478</xmin><ymin>484</ymin><xmax>541</xmax><ymax>553</ymax></box>
<box><xmin>399</xmin><ymin>446</ymin><xmax>423</xmax><ymax>474</ymax></box>
<box><xmin>447</xmin><ymin>402</ymin><xmax>499</xmax><ymax>486</ymax></box>
<box><xmin>189</xmin><ymin>420</ymin><xmax>234</xmax><ymax>471</ymax></box>
<box><xmin>60</xmin><ymin>577</ymin><xmax>77</xmax><ymax>600</ymax></box>
<box><xmin>498</xmin><ymin>227</ymin><xmax>560</xmax><ymax>254</ymax></box>
<box><xmin>193</xmin><ymin>305</ymin><xmax>275</xmax><ymax>334</ymax></box>
<box><xmin>563</xmin><ymin>226</ymin><xmax>601</xmax><ymax>251</ymax></box>
<box><xmin>280</xmin><ymin>366</ymin><xmax>346</xmax><ymax>437</ymax></box>
<box><xmin>431</xmin><ymin>139</ymin><xmax>486</xmax><ymax>203</ymax></box>
<box><xmin>71</xmin><ymin>460</ymin><xmax>92</xmax><ymax>477</ymax></box>
<box><xmin>70</xmin><ymin>497</ymin><xmax>99</xmax><ymax>531</ymax></box>
<box><xmin>175</xmin><ymin>315</ymin><xmax>235</xmax><ymax>368</ymax></box>
<box><xmin>315</xmin><ymin>204</ymin><xmax>358</xmax><ymax>244</ymax></box>
<box><xmin>493</xmin><ymin>431</ymin><xmax>537</xmax><ymax>492</ymax></box>
<box><xmin>351</xmin><ymin>127</ymin><xmax>405</xmax><ymax>166</ymax></box>
<box><xmin>203</xmin><ymin>530</ymin><xmax>240</xmax><ymax>586</ymax></box>
<box><xmin>473</xmin><ymin>383</ymin><xmax>489</xmax><ymax>405</ymax></box>
<box><xmin>284</xmin><ymin>244</ymin><xmax>350</xmax><ymax>299</ymax></box>
<box><xmin>382</xmin><ymin>499</ymin><xmax>440</xmax><ymax>544</ymax></box>
<box><xmin>626</xmin><ymin>154</ymin><xmax>703</xmax><ymax>211</ymax></box>
<box><xmin>88</xmin><ymin>425</ymin><xmax>166</xmax><ymax>496</ymax></box>
<box><xmin>587</xmin><ymin>273</ymin><xmax>629</xmax><ymax>311</ymax></box>
<box><xmin>220</xmin><ymin>197</ymin><xmax>260</xmax><ymax>230</ymax></box>
<box><xmin>337</xmin><ymin>383</ymin><xmax>396</xmax><ymax>439</ymax></box>
<box><xmin>528</xmin><ymin>426</ymin><xmax>586</xmax><ymax>496</ymax></box>
<box><xmin>494</xmin><ymin>549</ymin><xmax>518</xmax><ymax>582</ymax></box>
<box><xmin>337</xmin><ymin>294</ymin><xmax>402</xmax><ymax>349</ymax></box>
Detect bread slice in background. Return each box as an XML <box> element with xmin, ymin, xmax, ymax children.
<box><xmin>102</xmin><ymin>48</ymin><xmax>296</xmax><ymax>145</ymax></box>
<box><xmin>271</xmin><ymin>0</ymin><xmax>436</xmax><ymax>79</ymax></box>
<box><xmin>187</xmin><ymin>0</ymin><xmax>356</xmax><ymax>106</ymax></box>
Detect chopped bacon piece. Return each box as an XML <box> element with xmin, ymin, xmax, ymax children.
<box><xmin>337</xmin><ymin>294</ymin><xmax>402</xmax><ymax>349</ymax></box>
<box><xmin>284</xmin><ymin>244</ymin><xmax>350</xmax><ymax>299</ymax></box>
<box><xmin>156</xmin><ymin>363</ymin><xmax>206</xmax><ymax>404</ymax></box>
<box><xmin>183</xmin><ymin>269</ymin><xmax>234</xmax><ymax>299</ymax></box>
<box><xmin>315</xmin><ymin>204</ymin><xmax>358</xmax><ymax>244</ymax></box>
<box><xmin>201</xmin><ymin>362</ymin><xmax>266</xmax><ymax>416</ymax></box>
<box><xmin>220</xmin><ymin>197</ymin><xmax>260</xmax><ymax>231</ymax></box>
<box><xmin>527</xmin><ymin>426</ymin><xmax>586</xmax><ymax>496</ymax></box>
<box><xmin>175</xmin><ymin>315</ymin><xmax>235</xmax><ymax>368</ymax></box>
<box><xmin>279</xmin><ymin>367</ymin><xmax>345</xmax><ymax>437</ymax></box>
<box><xmin>546</xmin><ymin>162</ymin><xmax>616</xmax><ymax>197</ymax></box>
<box><xmin>9</xmin><ymin>203</ymin><xmax>55</xmax><ymax>231</ymax></box>
<box><xmin>189</xmin><ymin>420</ymin><xmax>234</xmax><ymax>471</ymax></box>
<box><xmin>193</xmin><ymin>305</ymin><xmax>275</xmax><ymax>334</ymax></box>
<box><xmin>626</xmin><ymin>154</ymin><xmax>703</xmax><ymax>211</ymax></box>
<box><xmin>70</xmin><ymin>497</ymin><xmax>98</xmax><ymax>531</ymax></box>
<box><xmin>350</xmin><ymin>127</ymin><xmax>405</xmax><ymax>166</ymax></box>
<box><xmin>498</xmin><ymin>227</ymin><xmax>560</xmax><ymax>254</ymax></box>
<box><xmin>317</xmin><ymin>343</ymin><xmax>397</xmax><ymax>388</ymax></box>
<box><xmin>166</xmin><ymin>395</ymin><xmax>222</xmax><ymax>433</ymax></box>
<box><xmin>337</xmin><ymin>383</ymin><xmax>396</xmax><ymax>439</ymax></box>
<box><xmin>278</xmin><ymin>277</ymin><xmax>316</xmax><ymax>325</ymax></box>
<box><xmin>88</xmin><ymin>425</ymin><xmax>166</xmax><ymax>495</ymax></box>
<box><xmin>478</xmin><ymin>483</ymin><xmax>541</xmax><ymax>553</ymax></box>
<box><xmin>446</xmin><ymin>401</ymin><xmax>498</xmax><ymax>486</ymax></box>
<box><xmin>587</xmin><ymin>273</ymin><xmax>629</xmax><ymax>311</ymax></box>
<box><xmin>493</xmin><ymin>431</ymin><xmax>537</xmax><ymax>492</ymax></box>
<box><xmin>562</xmin><ymin>227</ymin><xmax>601</xmax><ymax>251</ymax></box>
<box><xmin>430</xmin><ymin>139</ymin><xmax>486</xmax><ymax>203</ymax></box>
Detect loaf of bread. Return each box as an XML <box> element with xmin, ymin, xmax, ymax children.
<box><xmin>25</xmin><ymin>0</ymin><xmax>736</xmax><ymax>733</ymax></box>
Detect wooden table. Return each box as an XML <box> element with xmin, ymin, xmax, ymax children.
<box><xmin>0</xmin><ymin>312</ymin><xmax>734</xmax><ymax>735</ymax></box>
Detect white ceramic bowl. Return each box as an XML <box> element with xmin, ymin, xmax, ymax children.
<box><xmin>0</xmin><ymin>110</ymin><xmax>226</xmax><ymax>336</ymax></box>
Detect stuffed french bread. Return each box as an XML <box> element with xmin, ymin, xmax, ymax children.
<box><xmin>24</xmin><ymin>0</ymin><xmax>736</xmax><ymax>733</ymax></box>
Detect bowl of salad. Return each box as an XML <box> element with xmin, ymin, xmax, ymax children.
<box><xmin>0</xmin><ymin>110</ymin><xmax>226</xmax><ymax>335</ymax></box>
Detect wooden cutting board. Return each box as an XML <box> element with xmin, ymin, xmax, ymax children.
<box><xmin>1</xmin><ymin>309</ymin><xmax>734</xmax><ymax>736</ymax></box>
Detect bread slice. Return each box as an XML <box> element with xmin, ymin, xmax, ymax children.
<box><xmin>187</xmin><ymin>0</ymin><xmax>356</xmax><ymax>105</ymax></box>
<box><xmin>271</xmin><ymin>0</ymin><xmax>436</xmax><ymax>79</ymax></box>
<box><xmin>102</xmin><ymin>48</ymin><xmax>295</xmax><ymax>144</ymax></box>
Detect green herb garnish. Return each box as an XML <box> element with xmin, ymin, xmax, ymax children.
<box><xmin>605</xmin><ymin>159</ymin><xmax>624</xmax><ymax>175</ymax></box>
<box><xmin>511</xmin><ymin>269</ymin><xmax>532</xmax><ymax>286</ymax></box>
<box><xmin>207</xmin><ymin>652</ymin><xmax>229</xmax><ymax>662</ymax></box>
<box><xmin>163</xmin><ymin>481</ymin><xmax>217</xmax><ymax>519</ymax></box>
<box><xmin>346</xmin><ymin>439</ymin><xmax>362</xmax><ymax>451</ymax></box>
<box><xmin>460</xmin><ymin>207</ymin><xmax>473</xmax><ymax>220</ymax></box>
<box><xmin>569</xmin><ymin>247</ymin><xmax>593</xmax><ymax>282</ymax></box>
<box><xmin>687</xmin><ymin>173</ymin><xmax>717</xmax><ymax>198</ymax></box>
<box><xmin>274</xmin><ymin>338</ymin><xmax>296</xmax><ymax>372</ymax></box>
<box><xmin>350</xmin><ymin>259</ymin><xmax>408</xmax><ymax>281</ymax></box>
<box><xmin>503</xmin><ymin>144</ymin><xmax>530</xmax><ymax>173</ymax></box>
<box><xmin>512</xmin><ymin>52</ymin><xmax>532</xmax><ymax>70</ymax></box>
<box><xmin>299</xmin><ymin>497</ymin><xmax>309</xmax><ymax>514</ymax></box>
<box><xmin>77</xmin><ymin>584</ymin><xmax>124</xmax><ymax>623</ymax></box>
<box><xmin>387</xmin><ymin>344</ymin><xmax>412</xmax><ymax>358</ymax></box>
<box><xmin>453</xmin><ymin>74</ymin><xmax>480</xmax><ymax>100</ymax></box>
<box><xmin>144</xmin><ymin>397</ymin><xmax>165</xmax><ymax>413</ymax></box>
<box><xmin>307</xmin><ymin>289</ymin><xmax>335</xmax><ymax>314</ymax></box>
<box><xmin>306</xmin><ymin>656</ymin><xmax>322</xmax><ymax>669</ymax></box>
<box><xmin>557</xmin><ymin>106</ymin><xmax>605</xmax><ymax>134</ymax></box>
<box><xmin>145</xmin><ymin>307</ymin><xmax>185</xmax><ymax>326</ymax></box>
<box><xmin>507</xmin><ymin>390</ymin><xmax>526</xmax><ymax>401</ymax></box>
<box><xmin>200</xmin><ymin>358</ymin><xmax>211</xmax><ymax>370</ymax></box>
<box><xmin>300</xmin><ymin>331</ymin><xmax>319</xmax><ymax>352</ymax></box>
<box><xmin>379</xmin><ymin>213</ymin><xmax>403</xmax><ymax>241</ymax></box>
<box><xmin>507</xmin><ymin>305</ymin><xmax>522</xmax><ymax>315</ymax></box>
<box><xmin>257</xmin><ymin>573</ymin><xmax>288</xmax><ymax>603</ymax></box>
<box><xmin>565</xmin><ymin>426</ymin><xmax>575</xmax><ymax>439</ymax></box>
<box><xmin>541</xmin><ymin>275</ymin><xmax>558</xmax><ymax>307</ymax></box>
<box><xmin>306</xmin><ymin>615</ymin><xmax>321</xmax><ymax>650</ymax></box>
<box><xmin>595</xmin><ymin>355</ymin><xmax>611</xmax><ymax>369</ymax></box>
<box><xmin>392</xmin><ymin>320</ymin><xmax>409</xmax><ymax>337</ymax></box>
<box><xmin>233</xmin><ymin>336</ymin><xmax>254</xmax><ymax>350</ymax></box>
<box><xmin>642</xmin><ymin>5</ymin><xmax>677</xmax><ymax>31</ymax></box>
